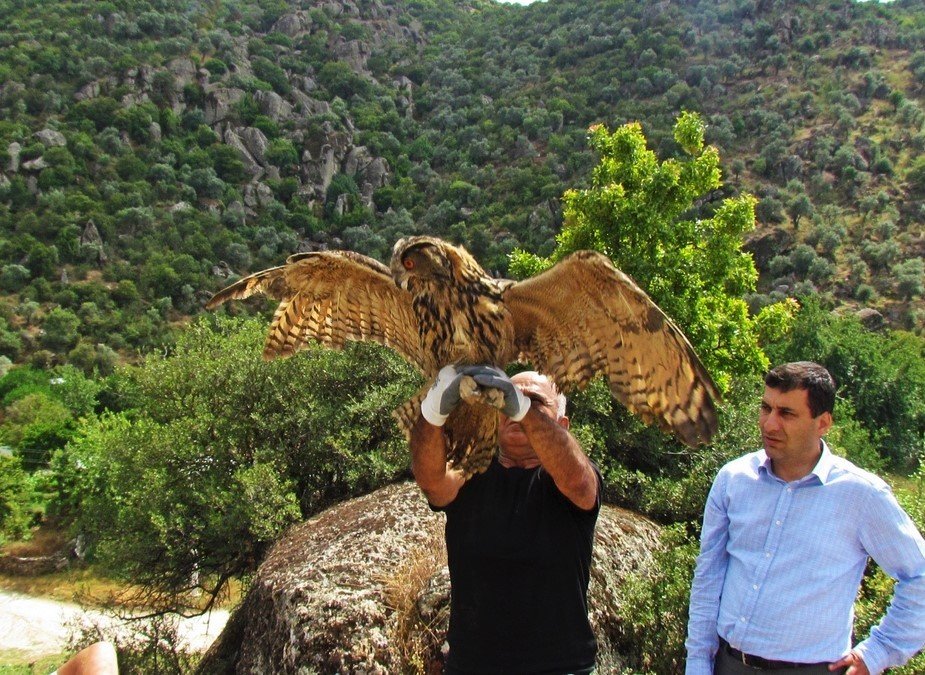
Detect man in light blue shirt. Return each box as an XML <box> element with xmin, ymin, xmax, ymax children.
<box><xmin>686</xmin><ymin>361</ymin><xmax>925</xmax><ymax>675</ymax></box>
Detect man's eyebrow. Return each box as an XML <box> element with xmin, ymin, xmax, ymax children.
<box><xmin>761</xmin><ymin>401</ymin><xmax>797</xmax><ymax>415</ymax></box>
<box><xmin>525</xmin><ymin>392</ymin><xmax>553</xmax><ymax>405</ymax></box>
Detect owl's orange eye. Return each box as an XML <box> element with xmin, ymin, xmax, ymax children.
<box><xmin>403</xmin><ymin>258</ymin><xmax>415</xmax><ymax>270</ymax></box>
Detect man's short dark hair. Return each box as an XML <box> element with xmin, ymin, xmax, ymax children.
<box><xmin>765</xmin><ymin>361</ymin><xmax>836</xmax><ymax>418</ymax></box>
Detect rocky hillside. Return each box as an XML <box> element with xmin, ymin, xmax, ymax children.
<box><xmin>0</xmin><ymin>0</ymin><xmax>922</xmax><ymax>371</ymax></box>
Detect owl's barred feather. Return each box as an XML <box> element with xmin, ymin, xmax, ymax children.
<box><xmin>207</xmin><ymin>236</ymin><xmax>720</xmax><ymax>476</ymax></box>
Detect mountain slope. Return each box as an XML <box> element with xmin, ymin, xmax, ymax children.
<box><xmin>0</xmin><ymin>0</ymin><xmax>922</xmax><ymax>370</ymax></box>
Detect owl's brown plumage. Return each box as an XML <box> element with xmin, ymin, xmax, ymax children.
<box><xmin>207</xmin><ymin>236</ymin><xmax>720</xmax><ymax>476</ymax></box>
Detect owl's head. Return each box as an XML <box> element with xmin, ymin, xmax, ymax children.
<box><xmin>390</xmin><ymin>236</ymin><xmax>457</xmax><ymax>290</ymax></box>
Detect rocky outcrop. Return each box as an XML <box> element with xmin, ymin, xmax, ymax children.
<box><xmin>744</xmin><ymin>226</ymin><xmax>794</xmax><ymax>271</ymax></box>
<box><xmin>243</xmin><ymin>182</ymin><xmax>275</xmax><ymax>209</ymax></box>
<box><xmin>34</xmin><ymin>129</ymin><xmax>67</xmax><ymax>148</ymax></box>
<box><xmin>80</xmin><ymin>220</ymin><xmax>107</xmax><ymax>265</ymax></box>
<box><xmin>253</xmin><ymin>90</ymin><xmax>293</xmax><ymax>122</ymax></box>
<box><xmin>32</xmin><ymin>129</ymin><xmax>64</xmax><ymax>149</ymax></box>
<box><xmin>22</xmin><ymin>157</ymin><xmax>49</xmax><ymax>172</ymax></box>
<box><xmin>272</xmin><ymin>12</ymin><xmax>309</xmax><ymax>37</ymax></box>
<box><xmin>197</xmin><ymin>481</ymin><xmax>660</xmax><ymax>674</ymax></box>
<box><xmin>223</xmin><ymin>128</ymin><xmax>265</xmax><ymax>180</ymax></box>
<box><xmin>856</xmin><ymin>307</ymin><xmax>886</xmax><ymax>330</ymax></box>
<box><xmin>204</xmin><ymin>88</ymin><xmax>246</xmax><ymax>125</ymax></box>
<box><xmin>74</xmin><ymin>81</ymin><xmax>100</xmax><ymax>101</ymax></box>
<box><xmin>167</xmin><ymin>57</ymin><xmax>199</xmax><ymax>88</ymax></box>
<box><xmin>7</xmin><ymin>142</ymin><xmax>20</xmax><ymax>173</ymax></box>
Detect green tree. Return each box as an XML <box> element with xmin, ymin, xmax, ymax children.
<box><xmin>765</xmin><ymin>300</ymin><xmax>925</xmax><ymax>468</ymax></box>
<box><xmin>511</xmin><ymin>112</ymin><xmax>769</xmax><ymax>391</ymax></box>
<box><xmin>41</xmin><ymin>307</ymin><xmax>80</xmax><ymax>352</ymax></box>
<box><xmin>54</xmin><ymin>316</ymin><xmax>418</xmax><ymax>611</ymax></box>
<box><xmin>0</xmin><ymin>454</ymin><xmax>35</xmax><ymax>543</ymax></box>
<box><xmin>1</xmin><ymin>393</ymin><xmax>73</xmax><ymax>469</ymax></box>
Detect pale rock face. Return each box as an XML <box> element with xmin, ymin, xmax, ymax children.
<box><xmin>240</xmin><ymin>128</ymin><xmax>270</xmax><ymax>167</ymax></box>
<box><xmin>167</xmin><ymin>58</ymin><xmax>198</xmax><ymax>88</ymax></box>
<box><xmin>22</xmin><ymin>157</ymin><xmax>49</xmax><ymax>172</ymax></box>
<box><xmin>7</xmin><ymin>142</ymin><xmax>21</xmax><ymax>173</ymax></box>
<box><xmin>74</xmin><ymin>81</ymin><xmax>100</xmax><ymax>101</ymax></box>
<box><xmin>223</xmin><ymin>128</ymin><xmax>264</xmax><ymax>180</ymax></box>
<box><xmin>253</xmin><ymin>90</ymin><xmax>293</xmax><ymax>122</ymax></box>
<box><xmin>197</xmin><ymin>482</ymin><xmax>660</xmax><ymax>674</ymax></box>
<box><xmin>271</xmin><ymin>12</ymin><xmax>308</xmax><ymax>37</ymax></box>
<box><xmin>204</xmin><ymin>88</ymin><xmax>245</xmax><ymax>125</ymax></box>
<box><xmin>34</xmin><ymin>129</ymin><xmax>67</xmax><ymax>148</ymax></box>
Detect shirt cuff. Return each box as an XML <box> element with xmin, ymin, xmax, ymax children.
<box><xmin>684</xmin><ymin>656</ymin><xmax>713</xmax><ymax>675</ymax></box>
<box><xmin>854</xmin><ymin>639</ymin><xmax>888</xmax><ymax>675</ymax></box>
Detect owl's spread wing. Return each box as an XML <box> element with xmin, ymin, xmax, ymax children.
<box><xmin>206</xmin><ymin>251</ymin><xmax>425</xmax><ymax>371</ymax></box>
<box><xmin>502</xmin><ymin>250</ymin><xmax>720</xmax><ymax>446</ymax></box>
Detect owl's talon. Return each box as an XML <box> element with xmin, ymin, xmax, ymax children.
<box><xmin>484</xmin><ymin>387</ymin><xmax>506</xmax><ymax>410</ymax></box>
<box><xmin>459</xmin><ymin>375</ymin><xmax>481</xmax><ymax>403</ymax></box>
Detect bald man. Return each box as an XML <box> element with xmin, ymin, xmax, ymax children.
<box><xmin>412</xmin><ymin>366</ymin><xmax>601</xmax><ymax>675</ymax></box>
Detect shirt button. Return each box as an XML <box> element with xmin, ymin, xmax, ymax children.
<box><xmin>787</xmin><ymin>487</ymin><xmax>793</xmax><ymax>493</ymax></box>
<box><xmin>753</xmin><ymin>584</ymin><xmax>759</xmax><ymax>590</ymax></box>
<box><xmin>740</xmin><ymin>616</ymin><xmax>747</xmax><ymax>622</ymax></box>
<box><xmin>766</xmin><ymin>552</ymin><xmax>772</xmax><ymax>558</ymax></box>
<box><xmin>776</xmin><ymin>520</ymin><xmax>782</xmax><ymax>525</ymax></box>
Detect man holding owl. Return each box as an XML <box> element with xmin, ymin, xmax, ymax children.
<box><xmin>411</xmin><ymin>365</ymin><xmax>601</xmax><ymax>675</ymax></box>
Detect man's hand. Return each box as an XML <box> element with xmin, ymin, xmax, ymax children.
<box><xmin>830</xmin><ymin>650</ymin><xmax>869</xmax><ymax>675</ymax></box>
<box><xmin>466</xmin><ymin>366</ymin><xmax>531</xmax><ymax>421</ymax></box>
<box><xmin>420</xmin><ymin>365</ymin><xmax>467</xmax><ymax>426</ymax></box>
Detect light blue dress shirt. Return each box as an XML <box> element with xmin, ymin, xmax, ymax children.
<box><xmin>685</xmin><ymin>444</ymin><xmax>925</xmax><ymax>675</ymax></box>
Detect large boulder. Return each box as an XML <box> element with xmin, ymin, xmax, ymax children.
<box><xmin>34</xmin><ymin>129</ymin><xmax>67</xmax><ymax>148</ymax></box>
<box><xmin>272</xmin><ymin>12</ymin><xmax>309</xmax><ymax>37</ymax></box>
<box><xmin>743</xmin><ymin>226</ymin><xmax>794</xmax><ymax>271</ymax></box>
<box><xmin>254</xmin><ymin>90</ymin><xmax>293</xmax><ymax>122</ymax></box>
<box><xmin>7</xmin><ymin>141</ymin><xmax>20</xmax><ymax>173</ymax></box>
<box><xmin>223</xmin><ymin>128</ymin><xmax>265</xmax><ymax>179</ymax></box>
<box><xmin>204</xmin><ymin>88</ymin><xmax>245</xmax><ymax>125</ymax></box>
<box><xmin>197</xmin><ymin>481</ymin><xmax>660</xmax><ymax>674</ymax></box>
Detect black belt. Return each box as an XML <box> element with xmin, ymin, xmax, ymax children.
<box><xmin>720</xmin><ymin>638</ymin><xmax>827</xmax><ymax>670</ymax></box>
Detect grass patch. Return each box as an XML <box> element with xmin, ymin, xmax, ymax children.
<box><xmin>0</xmin><ymin>568</ymin><xmax>140</xmax><ymax>607</ymax></box>
<box><xmin>1</xmin><ymin>522</ymin><xmax>242</xmax><ymax>610</ymax></box>
<box><xmin>381</xmin><ymin>523</ymin><xmax>447</xmax><ymax>674</ymax></box>
<box><xmin>0</xmin><ymin>649</ymin><xmax>69</xmax><ymax>672</ymax></box>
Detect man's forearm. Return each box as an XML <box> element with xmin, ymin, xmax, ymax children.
<box><xmin>410</xmin><ymin>415</ymin><xmax>463</xmax><ymax>507</ymax></box>
<box><xmin>519</xmin><ymin>408</ymin><xmax>597</xmax><ymax>509</ymax></box>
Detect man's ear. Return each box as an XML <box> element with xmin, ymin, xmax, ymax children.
<box><xmin>557</xmin><ymin>415</ymin><xmax>570</xmax><ymax>430</ymax></box>
<box><xmin>817</xmin><ymin>411</ymin><xmax>833</xmax><ymax>437</ymax></box>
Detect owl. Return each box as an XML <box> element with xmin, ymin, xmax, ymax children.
<box><xmin>206</xmin><ymin>236</ymin><xmax>720</xmax><ymax>476</ymax></box>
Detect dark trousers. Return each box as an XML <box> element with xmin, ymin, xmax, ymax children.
<box><xmin>715</xmin><ymin>643</ymin><xmax>846</xmax><ymax>674</ymax></box>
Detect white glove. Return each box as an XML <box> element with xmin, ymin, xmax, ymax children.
<box><xmin>420</xmin><ymin>365</ymin><xmax>465</xmax><ymax>427</ymax></box>
<box><xmin>468</xmin><ymin>366</ymin><xmax>531</xmax><ymax>421</ymax></box>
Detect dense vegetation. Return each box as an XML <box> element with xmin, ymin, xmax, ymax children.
<box><xmin>0</xmin><ymin>0</ymin><xmax>920</xmax><ymax>370</ymax></box>
<box><xmin>0</xmin><ymin>0</ymin><xmax>924</xmax><ymax>671</ymax></box>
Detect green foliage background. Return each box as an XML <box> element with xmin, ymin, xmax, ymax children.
<box><xmin>50</xmin><ymin>316</ymin><xmax>418</xmax><ymax>609</ymax></box>
<box><xmin>0</xmin><ymin>0</ymin><xmax>923</xmax><ymax>671</ymax></box>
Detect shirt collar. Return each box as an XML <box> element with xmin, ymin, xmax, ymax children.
<box><xmin>758</xmin><ymin>441</ymin><xmax>835</xmax><ymax>485</ymax></box>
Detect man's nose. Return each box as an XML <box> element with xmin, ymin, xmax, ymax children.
<box><xmin>761</xmin><ymin>412</ymin><xmax>781</xmax><ymax>431</ymax></box>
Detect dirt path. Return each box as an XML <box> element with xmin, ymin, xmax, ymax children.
<box><xmin>0</xmin><ymin>590</ymin><xmax>229</xmax><ymax>660</ymax></box>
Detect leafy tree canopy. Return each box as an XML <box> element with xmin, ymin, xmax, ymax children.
<box><xmin>512</xmin><ymin>112</ymin><xmax>779</xmax><ymax>391</ymax></box>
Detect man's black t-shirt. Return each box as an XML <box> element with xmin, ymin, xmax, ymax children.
<box><xmin>438</xmin><ymin>459</ymin><xmax>600</xmax><ymax>674</ymax></box>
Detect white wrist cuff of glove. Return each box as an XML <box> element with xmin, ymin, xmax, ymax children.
<box><xmin>420</xmin><ymin>365</ymin><xmax>457</xmax><ymax>427</ymax></box>
<box><xmin>420</xmin><ymin>398</ymin><xmax>449</xmax><ymax>426</ymax></box>
<box><xmin>509</xmin><ymin>394</ymin><xmax>531</xmax><ymax>422</ymax></box>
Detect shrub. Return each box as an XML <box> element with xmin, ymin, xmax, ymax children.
<box><xmin>53</xmin><ymin>316</ymin><xmax>419</xmax><ymax>611</ymax></box>
<box><xmin>612</xmin><ymin>524</ymin><xmax>698</xmax><ymax>674</ymax></box>
<box><xmin>0</xmin><ymin>454</ymin><xmax>35</xmax><ymax>543</ymax></box>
